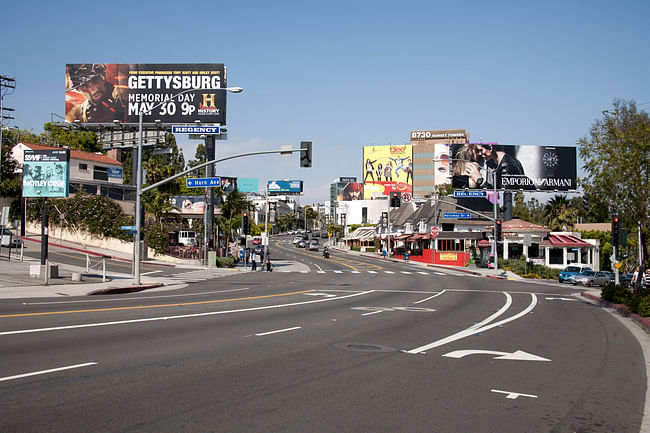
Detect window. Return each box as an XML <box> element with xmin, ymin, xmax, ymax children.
<box><xmin>79</xmin><ymin>163</ymin><xmax>88</xmax><ymax>170</ymax></box>
<box><xmin>82</xmin><ymin>184</ymin><xmax>97</xmax><ymax>194</ymax></box>
<box><xmin>93</xmin><ymin>166</ymin><xmax>108</xmax><ymax>181</ymax></box>
<box><xmin>438</xmin><ymin>239</ymin><xmax>465</xmax><ymax>251</ymax></box>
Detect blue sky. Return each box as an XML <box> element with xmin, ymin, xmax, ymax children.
<box><xmin>2</xmin><ymin>0</ymin><xmax>648</xmax><ymax>203</ymax></box>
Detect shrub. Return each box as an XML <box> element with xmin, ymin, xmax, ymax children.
<box><xmin>216</xmin><ymin>257</ymin><xmax>235</xmax><ymax>268</ymax></box>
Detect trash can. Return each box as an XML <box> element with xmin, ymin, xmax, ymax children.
<box><xmin>208</xmin><ymin>250</ymin><xmax>217</xmax><ymax>267</ymax></box>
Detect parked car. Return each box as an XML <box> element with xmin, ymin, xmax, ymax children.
<box><xmin>604</xmin><ymin>272</ymin><xmax>615</xmax><ymax>284</ymax></box>
<box><xmin>620</xmin><ymin>273</ymin><xmax>634</xmax><ymax>285</ymax></box>
<box><xmin>559</xmin><ymin>264</ymin><xmax>593</xmax><ymax>284</ymax></box>
<box><xmin>573</xmin><ymin>270</ymin><xmax>610</xmax><ymax>287</ymax></box>
<box><xmin>0</xmin><ymin>228</ymin><xmax>22</xmax><ymax>248</ymax></box>
<box><xmin>307</xmin><ymin>240</ymin><xmax>319</xmax><ymax>251</ymax></box>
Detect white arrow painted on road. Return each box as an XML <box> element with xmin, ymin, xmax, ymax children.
<box><xmin>443</xmin><ymin>349</ymin><xmax>551</xmax><ymax>362</ymax></box>
<box><xmin>304</xmin><ymin>292</ymin><xmax>336</xmax><ymax>298</ymax></box>
<box><xmin>545</xmin><ymin>297</ymin><xmax>577</xmax><ymax>301</ymax></box>
<box><xmin>491</xmin><ymin>389</ymin><xmax>538</xmax><ymax>400</ymax></box>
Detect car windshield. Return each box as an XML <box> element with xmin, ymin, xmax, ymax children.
<box><xmin>564</xmin><ymin>267</ymin><xmax>580</xmax><ymax>273</ymax></box>
<box><xmin>581</xmin><ymin>271</ymin><xmax>595</xmax><ymax>276</ymax></box>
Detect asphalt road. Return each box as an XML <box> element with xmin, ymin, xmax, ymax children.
<box><xmin>0</xmin><ymin>235</ymin><xmax>645</xmax><ymax>432</ymax></box>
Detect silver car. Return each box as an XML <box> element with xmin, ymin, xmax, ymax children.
<box><xmin>573</xmin><ymin>270</ymin><xmax>611</xmax><ymax>287</ymax></box>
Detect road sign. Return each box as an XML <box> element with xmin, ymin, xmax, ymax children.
<box><xmin>401</xmin><ymin>192</ymin><xmax>412</xmax><ymax>203</ymax></box>
<box><xmin>120</xmin><ymin>225</ymin><xmax>136</xmax><ymax>231</ymax></box>
<box><xmin>453</xmin><ymin>190</ymin><xmax>487</xmax><ymax>198</ymax></box>
<box><xmin>443</xmin><ymin>212</ymin><xmax>472</xmax><ymax>219</ymax></box>
<box><xmin>172</xmin><ymin>125</ymin><xmax>221</xmax><ymax>134</ymax></box>
<box><xmin>186</xmin><ymin>177</ymin><xmax>222</xmax><ymax>188</ymax></box>
<box><xmin>431</xmin><ymin>226</ymin><xmax>440</xmax><ymax>239</ymax></box>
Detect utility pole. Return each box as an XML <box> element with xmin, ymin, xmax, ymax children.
<box><xmin>1</xmin><ymin>75</ymin><xmax>17</xmax><ymax>185</ymax></box>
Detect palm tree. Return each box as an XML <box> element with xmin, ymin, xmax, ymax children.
<box><xmin>217</xmin><ymin>189</ymin><xmax>250</xmax><ymax>251</ymax></box>
<box><xmin>543</xmin><ymin>195</ymin><xmax>570</xmax><ymax>230</ymax></box>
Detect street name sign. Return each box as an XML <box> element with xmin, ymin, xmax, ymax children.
<box><xmin>172</xmin><ymin>125</ymin><xmax>221</xmax><ymax>134</ymax></box>
<box><xmin>186</xmin><ymin>177</ymin><xmax>222</xmax><ymax>188</ymax></box>
<box><xmin>453</xmin><ymin>190</ymin><xmax>487</xmax><ymax>198</ymax></box>
<box><xmin>120</xmin><ymin>225</ymin><xmax>136</xmax><ymax>231</ymax></box>
<box><xmin>443</xmin><ymin>212</ymin><xmax>472</xmax><ymax>219</ymax></box>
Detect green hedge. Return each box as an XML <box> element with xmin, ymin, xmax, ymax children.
<box><xmin>500</xmin><ymin>257</ymin><xmax>561</xmax><ymax>280</ymax></box>
<box><xmin>216</xmin><ymin>257</ymin><xmax>235</xmax><ymax>268</ymax></box>
<box><xmin>601</xmin><ymin>284</ymin><xmax>650</xmax><ymax>317</ymax></box>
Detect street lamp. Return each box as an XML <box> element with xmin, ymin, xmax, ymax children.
<box><xmin>134</xmin><ymin>86</ymin><xmax>243</xmax><ymax>285</ymax></box>
<box><xmin>433</xmin><ymin>157</ymin><xmax>500</xmax><ymax>275</ymax></box>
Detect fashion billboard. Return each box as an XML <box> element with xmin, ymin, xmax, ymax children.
<box><xmin>65</xmin><ymin>63</ymin><xmax>227</xmax><ymax>124</ymax></box>
<box><xmin>219</xmin><ymin>177</ymin><xmax>237</xmax><ymax>193</ymax></box>
<box><xmin>336</xmin><ymin>182</ymin><xmax>364</xmax><ymax>201</ymax></box>
<box><xmin>22</xmin><ymin>149</ymin><xmax>70</xmax><ymax>198</ymax></box>
<box><xmin>449</xmin><ymin>143</ymin><xmax>576</xmax><ymax>191</ymax></box>
<box><xmin>268</xmin><ymin>180</ymin><xmax>303</xmax><ymax>195</ymax></box>
<box><xmin>362</xmin><ymin>144</ymin><xmax>412</xmax><ymax>198</ymax></box>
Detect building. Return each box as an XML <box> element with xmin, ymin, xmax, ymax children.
<box><xmin>409</xmin><ymin>129</ymin><xmax>469</xmax><ymax>198</ymax></box>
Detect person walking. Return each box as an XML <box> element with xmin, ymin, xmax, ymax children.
<box><xmin>251</xmin><ymin>250</ymin><xmax>257</xmax><ymax>271</ymax></box>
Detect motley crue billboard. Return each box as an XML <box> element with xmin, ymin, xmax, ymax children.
<box><xmin>362</xmin><ymin>144</ymin><xmax>412</xmax><ymax>198</ymax></box>
<box><xmin>449</xmin><ymin>143</ymin><xmax>576</xmax><ymax>191</ymax></box>
<box><xmin>65</xmin><ymin>63</ymin><xmax>227</xmax><ymax>124</ymax></box>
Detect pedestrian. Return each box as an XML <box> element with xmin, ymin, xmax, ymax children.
<box><xmin>631</xmin><ymin>266</ymin><xmax>640</xmax><ymax>289</ymax></box>
<box><xmin>266</xmin><ymin>255</ymin><xmax>272</xmax><ymax>272</ymax></box>
<box><xmin>251</xmin><ymin>250</ymin><xmax>257</xmax><ymax>271</ymax></box>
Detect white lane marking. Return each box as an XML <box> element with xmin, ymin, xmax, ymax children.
<box><xmin>1</xmin><ymin>291</ymin><xmax>374</xmax><ymax>336</ymax></box>
<box><xmin>413</xmin><ymin>290</ymin><xmax>447</xmax><ymax>304</ymax></box>
<box><xmin>255</xmin><ymin>326</ymin><xmax>301</xmax><ymax>336</ymax></box>
<box><xmin>469</xmin><ymin>292</ymin><xmax>512</xmax><ymax>330</ymax></box>
<box><xmin>0</xmin><ymin>362</ymin><xmax>98</xmax><ymax>383</ymax></box>
<box><xmin>400</xmin><ymin>271</ymin><xmax>412</xmax><ymax>275</ymax></box>
<box><xmin>417</xmin><ymin>272</ymin><xmax>429</xmax><ymax>275</ymax></box>
<box><xmin>545</xmin><ymin>297</ymin><xmax>577</xmax><ymax>301</ymax></box>
<box><xmin>334</xmin><ymin>271</ymin><xmax>343</xmax><ymax>274</ymax></box>
<box><xmin>491</xmin><ymin>389</ymin><xmax>538</xmax><ymax>400</ymax></box>
<box><xmin>384</xmin><ymin>271</ymin><xmax>395</xmax><ymax>274</ymax></box>
<box><xmin>362</xmin><ymin>310</ymin><xmax>385</xmax><ymax>316</ymax></box>
<box><xmin>367</xmin><ymin>271</ymin><xmax>377</xmax><ymax>274</ymax></box>
<box><xmin>434</xmin><ymin>272</ymin><xmax>446</xmax><ymax>275</ymax></box>
<box><xmin>142</xmin><ymin>270</ymin><xmax>163</xmax><ymax>276</ymax></box>
<box><xmin>300</xmin><ymin>271</ymin><xmax>309</xmax><ymax>273</ymax></box>
<box><xmin>317</xmin><ymin>271</ymin><xmax>326</xmax><ymax>274</ymax></box>
<box><xmin>405</xmin><ymin>293</ymin><xmax>537</xmax><ymax>354</ymax></box>
<box><xmin>304</xmin><ymin>293</ymin><xmax>336</xmax><ymax>298</ymax></box>
<box><xmin>314</xmin><ymin>264</ymin><xmax>324</xmax><ymax>272</ymax></box>
<box><xmin>22</xmin><ymin>288</ymin><xmax>251</xmax><ymax>305</ymax></box>
<box><xmin>351</xmin><ymin>271</ymin><xmax>360</xmax><ymax>274</ymax></box>
<box><xmin>443</xmin><ymin>349</ymin><xmax>550</xmax><ymax>362</ymax></box>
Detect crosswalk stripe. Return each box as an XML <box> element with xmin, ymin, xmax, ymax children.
<box><xmin>351</xmin><ymin>271</ymin><xmax>360</xmax><ymax>274</ymax></box>
<box><xmin>367</xmin><ymin>271</ymin><xmax>377</xmax><ymax>274</ymax></box>
<box><xmin>334</xmin><ymin>271</ymin><xmax>343</xmax><ymax>274</ymax></box>
<box><xmin>400</xmin><ymin>271</ymin><xmax>412</xmax><ymax>274</ymax></box>
<box><xmin>317</xmin><ymin>271</ymin><xmax>326</xmax><ymax>273</ymax></box>
<box><xmin>417</xmin><ymin>272</ymin><xmax>429</xmax><ymax>275</ymax></box>
<box><xmin>384</xmin><ymin>271</ymin><xmax>395</xmax><ymax>274</ymax></box>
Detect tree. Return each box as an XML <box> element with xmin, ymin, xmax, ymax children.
<box><xmin>42</xmin><ymin>122</ymin><xmax>101</xmax><ymax>152</ymax></box>
<box><xmin>543</xmin><ymin>195</ymin><xmax>571</xmax><ymax>230</ymax></box>
<box><xmin>217</xmin><ymin>189</ymin><xmax>250</xmax><ymax>252</ymax></box>
<box><xmin>578</xmin><ymin>99</ymin><xmax>650</xmax><ymax>268</ymax></box>
<box><xmin>186</xmin><ymin>142</ymin><xmax>206</xmax><ymax>169</ymax></box>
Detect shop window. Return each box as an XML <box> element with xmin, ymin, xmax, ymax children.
<box><xmin>438</xmin><ymin>239</ymin><xmax>465</xmax><ymax>252</ymax></box>
<box><xmin>79</xmin><ymin>163</ymin><xmax>88</xmax><ymax>170</ymax></box>
<box><xmin>93</xmin><ymin>166</ymin><xmax>108</xmax><ymax>181</ymax></box>
<box><xmin>82</xmin><ymin>184</ymin><xmax>97</xmax><ymax>194</ymax></box>
<box><xmin>549</xmin><ymin>248</ymin><xmax>564</xmax><ymax>264</ymax></box>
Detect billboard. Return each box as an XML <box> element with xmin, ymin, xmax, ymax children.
<box><xmin>65</xmin><ymin>63</ymin><xmax>227</xmax><ymax>124</ymax></box>
<box><xmin>219</xmin><ymin>176</ymin><xmax>237</xmax><ymax>193</ymax></box>
<box><xmin>336</xmin><ymin>182</ymin><xmax>364</xmax><ymax>201</ymax></box>
<box><xmin>170</xmin><ymin>195</ymin><xmax>205</xmax><ymax>215</ymax></box>
<box><xmin>449</xmin><ymin>144</ymin><xmax>576</xmax><ymax>191</ymax></box>
<box><xmin>267</xmin><ymin>180</ymin><xmax>303</xmax><ymax>195</ymax></box>
<box><xmin>362</xmin><ymin>144</ymin><xmax>412</xmax><ymax>198</ymax></box>
<box><xmin>237</xmin><ymin>178</ymin><xmax>258</xmax><ymax>193</ymax></box>
<box><xmin>22</xmin><ymin>149</ymin><xmax>70</xmax><ymax>198</ymax></box>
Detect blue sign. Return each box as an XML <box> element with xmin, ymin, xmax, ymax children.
<box><xmin>22</xmin><ymin>149</ymin><xmax>70</xmax><ymax>198</ymax></box>
<box><xmin>453</xmin><ymin>190</ymin><xmax>487</xmax><ymax>198</ymax></box>
<box><xmin>120</xmin><ymin>225</ymin><xmax>137</xmax><ymax>231</ymax></box>
<box><xmin>108</xmin><ymin>167</ymin><xmax>123</xmax><ymax>179</ymax></box>
<box><xmin>186</xmin><ymin>177</ymin><xmax>222</xmax><ymax>188</ymax></box>
<box><xmin>443</xmin><ymin>212</ymin><xmax>472</xmax><ymax>219</ymax></box>
<box><xmin>172</xmin><ymin>125</ymin><xmax>221</xmax><ymax>134</ymax></box>
<box><xmin>267</xmin><ymin>180</ymin><xmax>303</xmax><ymax>194</ymax></box>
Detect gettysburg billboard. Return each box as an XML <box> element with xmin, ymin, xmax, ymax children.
<box><xmin>65</xmin><ymin>63</ymin><xmax>227</xmax><ymax>124</ymax></box>
<box><xmin>449</xmin><ymin>143</ymin><xmax>576</xmax><ymax>191</ymax></box>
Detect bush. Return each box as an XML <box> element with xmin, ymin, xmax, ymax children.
<box><xmin>216</xmin><ymin>257</ymin><xmax>235</xmax><ymax>268</ymax></box>
<box><xmin>144</xmin><ymin>224</ymin><xmax>169</xmax><ymax>256</ymax></box>
<box><xmin>499</xmin><ymin>257</ymin><xmax>560</xmax><ymax>279</ymax></box>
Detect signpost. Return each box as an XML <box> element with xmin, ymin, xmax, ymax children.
<box><xmin>186</xmin><ymin>177</ymin><xmax>222</xmax><ymax>188</ymax></box>
<box><xmin>172</xmin><ymin>125</ymin><xmax>221</xmax><ymax>134</ymax></box>
<box><xmin>401</xmin><ymin>192</ymin><xmax>412</xmax><ymax>203</ymax></box>
<box><xmin>443</xmin><ymin>212</ymin><xmax>472</xmax><ymax>219</ymax></box>
<box><xmin>431</xmin><ymin>226</ymin><xmax>440</xmax><ymax>239</ymax></box>
<box><xmin>120</xmin><ymin>225</ymin><xmax>137</xmax><ymax>234</ymax></box>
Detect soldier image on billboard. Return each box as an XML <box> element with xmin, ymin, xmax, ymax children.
<box><xmin>65</xmin><ymin>64</ymin><xmax>127</xmax><ymax>123</ymax></box>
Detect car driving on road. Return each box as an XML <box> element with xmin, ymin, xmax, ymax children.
<box><xmin>307</xmin><ymin>240</ymin><xmax>319</xmax><ymax>251</ymax></box>
<box><xmin>573</xmin><ymin>270</ymin><xmax>611</xmax><ymax>287</ymax></box>
<box><xmin>559</xmin><ymin>264</ymin><xmax>592</xmax><ymax>284</ymax></box>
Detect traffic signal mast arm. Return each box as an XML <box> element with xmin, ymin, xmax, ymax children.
<box><xmin>141</xmin><ymin>146</ymin><xmax>312</xmax><ymax>194</ymax></box>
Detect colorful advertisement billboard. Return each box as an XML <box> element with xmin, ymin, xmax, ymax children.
<box><xmin>449</xmin><ymin>144</ymin><xmax>576</xmax><ymax>191</ymax></box>
<box><xmin>65</xmin><ymin>63</ymin><xmax>227</xmax><ymax>124</ymax></box>
<box><xmin>22</xmin><ymin>149</ymin><xmax>70</xmax><ymax>198</ymax></box>
<box><xmin>362</xmin><ymin>144</ymin><xmax>412</xmax><ymax>198</ymax></box>
<box><xmin>267</xmin><ymin>180</ymin><xmax>303</xmax><ymax>195</ymax></box>
<box><xmin>336</xmin><ymin>182</ymin><xmax>364</xmax><ymax>201</ymax></box>
<box><xmin>219</xmin><ymin>176</ymin><xmax>237</xmax><ymax>193</ymax></box>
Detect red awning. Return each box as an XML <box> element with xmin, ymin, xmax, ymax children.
<box><xmin>395</xmin><ymin>234</ymin><xmax>411</xmax><ymax>240</ymax></box>
<box><xmin>541</xmin><ymin>234</ymin><xmax>591</xmax><ymax>248</ymax></box>
<box><xmin>408</xmin><ymin>234</ymin><xmax>422</xmax><ymax>241</ymax></box>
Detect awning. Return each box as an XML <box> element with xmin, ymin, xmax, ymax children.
<box><xmin>395</xmin><ymin>234</ymin><xmax>411</xmax><ymax>240</ymax></box>
<box><xmin>407</xmin><ymin>234</ymin><xmax>422</xmax><ymax>241</ymax></box>
<box><xmin>478</xmin><ymin>239</ymin><xmax>491</xmax><ymax>247</ymax></box>
<box><xmin>540</xmin><ymin>234</ymin><xmax>591</xmax><ymax>248</ymax></box>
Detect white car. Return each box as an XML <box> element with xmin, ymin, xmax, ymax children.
<box><xmin>292</xmin><ymin>236</ymin><xmax>303</xmax><ymax>245</ymax></box>
<box><xmin>307</xmin><ymin>240</ymin><xmax>319</xmax><ymax>251</ymax></box>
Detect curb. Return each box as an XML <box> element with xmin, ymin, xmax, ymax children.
<box><xmin>87</xmin><ymin>283</ymin><xmax>164</xmax><ymax>296</ymax></box>
<box><xmin>581</xmin><ymin>290</ymin><xmax>650</xmax><ymax>334</ymax></box>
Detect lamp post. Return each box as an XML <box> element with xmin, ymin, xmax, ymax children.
<box><xmin>433</xmin><ymin>157</ymin><xmax>500</xmax><ymax>275</ymax></box>
<box><xmin>134</xmin><ymin>86</ymin><xmax>243</xmax><ymax>285</ymax></box>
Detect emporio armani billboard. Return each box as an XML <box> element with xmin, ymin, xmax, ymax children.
<box><xmin>449</xmin><ymin>143</ymin><xmax>576</xmax><ymax>191</ymax></box>
<box><xmin>65</xmin><ymin>63</ymin><xmax>228</xmax><ymax>124</ymax></box>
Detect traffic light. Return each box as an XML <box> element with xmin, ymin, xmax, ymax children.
<box><xmin>242</xmin><ymin>211</ymin><xmax>250</xmax><ymax>235</ymax></box>
<box><xmin>300</xmin><ymin>141</ymin><xmax>312</xmax><ymax>167</ymax></box>
<box><xmin>390</xmin><ymin>191</ymin><xmax>401</xmax><ymax>208</ymax></box>
<box><xmin>495</xmin><ymin>219</ymin><xmax>502</xmax><ymax>242</ymax></box>
<box><xmin>611</xmin><ymin>216</ymin><xmax>620</xmax><ymax>246</ymax></box>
